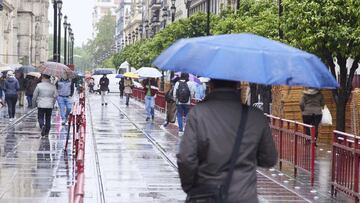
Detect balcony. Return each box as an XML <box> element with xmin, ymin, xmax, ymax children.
<box><xmin>150</xmin><ymin>0</ymin><xmax>161</xmax><ymax>11</ymax></box>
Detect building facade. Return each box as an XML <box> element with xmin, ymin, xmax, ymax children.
<box><xmin>0</xmin><ymin>0</ymin><xmax>49</xmax><ymax>66</ymax></box>
<box><xmin>119</xmin><ymin>0</ymin><xmax>234</xmax><ymax>48</ymax></box>
<box><xmin>92</xmin><ymin>0</ymin><xmax>120</xmax><ymax>37</ymax></box>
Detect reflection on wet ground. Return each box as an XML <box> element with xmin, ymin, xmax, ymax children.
<box><xmin>0</xmin><ymin>107</ymin><xmax>74</xmax><ymax>203</ymax></box>
<box><xmin>0</xmin><ymin>95</ymin><xmax>352</xmax><ymax>202</ymax></box>
<box><xmin>86</xmin><ymin>94</ymin><xmax>346</xmax><ymax>203</ymax></box>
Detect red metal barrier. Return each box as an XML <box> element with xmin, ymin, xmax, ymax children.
<box><xmin>331</xmin><ymin>131</ymin><xmax>360</xmax><ymax>202</ymax></box>
<box><xmin>66</xmin><ymin>86</ymin><xmax>87</xmax><ymax>203</ymax></box>
<box><xmin>267</xmin><ymin>114</ymin><xmax>316</xmax><ymax>187</ymax></box>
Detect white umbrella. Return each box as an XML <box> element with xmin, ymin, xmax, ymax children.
<box><xmin>136</xmin><ymin>67</ymin><xmax>162</xmax><ymax>78</ymax></box>
<box><xmin>27</xmin><ymin>72</ymin><xmax>41</xmax><ymax>78</ymax></box>
<box><xmin>0</xmin><ymin>65</ymin><xmax>14</xmax><ymax>72</ymax></box>
<box><xmin>199</xmin><ymin>77</ymin><xmax>210</xmax><ymax>83</ymax></box>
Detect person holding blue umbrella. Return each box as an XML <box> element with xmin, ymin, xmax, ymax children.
<box><xmin>154</xmin><ymin>33</ymin><xmax>338</xmax><ymax>202</ymax></box>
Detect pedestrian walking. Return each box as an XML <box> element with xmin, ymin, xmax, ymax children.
<box><xmin>163</xmin><ymin>81</ymin><xmax>177</xmax><ymax>127</ymax></box>
<box><xmin>0</xmin><ymin>74</ymin><xmax>4</xmax><ymax>106</ymax></box>
<box><xmin>173</xmin><ymin>73</ymin><xmax>195</xmax><ymax>132</ymax></box>
<box><xmin>119</xmin><ymin>78</ymin><xmax>125</xmax><ymax>98</ymax></box>
<box><xmin>32</xmin><ymin>74</ymin><xmax>58</xmax><ymax>136</ymax></box>
<box><xmin>99</xmin><ymin>74</ymin><xmax>109</xmax><ymax>105</ymax></box>
<box><xmin>15</xmin><ymin>71</ymin><xmax>26</xmax><ymax>106</ymax></box>
<box><xmin>194</xmin><ymin>82</ymin><xmax>206</xmax><ymax>102</ymax></box>
<box><xmin>25</xmin><ymin>75</ymin><xmax>39</xmax><ymax>108</ymax></box>
<box><xmin>88</xmin><ymin>77</ymin><xmax>95</xmax><ymax>93</ymax></box>
<box><xmin>177</xmin><ymin>79</ymin><xmax>277</xmax><ymax>203</ymax></box>
<box><xmin>56</xmin><ymin>78</ymin><xmax>74</xmax><ymax>125</ymax></box>
<box><xmin>124</xmin><ymin>77</ymin><xmax>133</xmax><ymax>106</ymax></box>
<box><xmin>143</xmin><ymin>78</ymin><xmax>158</xmax><ymax>121</ymax></box>
<box><xmin>300</xmin><ymin>87</ymin><xmax>325</xmax><ymax>142</ymax></box>
<box><xmin>4</xmin><ymin>71</ymin><xmax>19</xmax><ymax>120</ymax></box>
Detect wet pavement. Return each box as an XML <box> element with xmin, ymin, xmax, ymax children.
<box><xmin>0</xmin><ymin>105</ymin><xmax>74</xmax><ymax>203</ymax></box>
<box><xmin>0</xmin><ymin>95</ymin><xmax>352</xmax><ymax>202</ymax></box>
<box><xmin>85</xmin><ymin>94</ymin><xmax>347</xmax><ymax>203</ymax></box>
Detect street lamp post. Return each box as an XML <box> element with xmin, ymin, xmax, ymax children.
<box><xmin>63</xmin><ymin>15</ymin><xmax>68</xmax><ymax>65</ymax></box>
<box><xmin>171</xmin><ymin>0</ymin><xmax>176</xmax><ymax>22</ymax></box>
<box><xmin>144</xmin><ymin>20</ymin><xmax>149</xmax><ymax>38</ymax></box>
<box><xmin>71</xmin><ymin>35</ymin><xmax>74</xmax><ymax>64</ymax></box>
<box><xmin>162</xmin><ymin>7</ymin><xmax>168</xmax><ymax>28</ymax></box>
<box><xmin>52</xmin><ymin>0</ymin><xmax>58</xmax><ymax>61</ymax></box>
<box><xmin>68</xmin><ymin>25</ymin><xmax>72</xmax><ymax>64</ymax></box>
<box><xmin>57</xmin><ymin>5</ymin><xmax>62</xmax><ymax>63</ymax></box>
<box><xmin>206</xmin><ymin>0</ymin><xmax>210</xmax><ymax>35</ymax></box>
<box><xmin>184</xmin><ymin>0</ymin><xmax>191</xmax><ymax>18</ymax></box>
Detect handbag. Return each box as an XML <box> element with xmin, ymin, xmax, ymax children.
<box><xmin>321</xmin><ymin>105</ymin><xmax>332</xmax><ymax>125</ymax></box>
<box><xmin>186</xmin><ymin>106</ymin><xmax>249</xmax><ymax>203</ymax></box>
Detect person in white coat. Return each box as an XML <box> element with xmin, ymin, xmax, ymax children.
<box><xmin>32</xmin><ymin>74</ymin><xmax>58</xmax><ymax>136</ymax></box>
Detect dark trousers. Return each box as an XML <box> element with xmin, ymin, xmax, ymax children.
<box><xmin>5</xmin><ymin>94</ymin><xmax>18</xmax><ymax>118</ymax></box>
<box><xmin>302</xmin><ymin>114</ymin><xmax>322</xmax><ymax>140</ymax></box>
<box><xmin>38</xmin><ymin>108</ymin><xmax>53</xmax><ymax>135</ymax></box>
<box><xmin>120</xmin><ymin>89</ymin><xmax>124</xmax><ymax>98</ymax></box>
<box><xmin>125</xmin><ymin>94</ymin><xmax>130</xmax><ymax>106</ymax></box>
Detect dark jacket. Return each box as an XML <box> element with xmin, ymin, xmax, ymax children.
<box><xmin>4</xmin><ymin>77</ymin><xmax>20</xmax><ymax>96</ymax></box>
<box><xmin>17</xmin><ymin>76</ymin><xmax>26</xmax><ymax>91</ymax></box>
<box><xmin>177</xmin><ymin>89</ymin><xmax>277</xmax><ymax>203</ymax></box>
<box><xmin>99</xmin><ymin>77</ymin><xmax>109</xmax><ymax>91</ymax></box>
<box><xmin>119</xmin><ymin>79</ymin><xmax>125</xmax><ymax>91</ymax></box>
<box><xmin>142</xmin><ymin>79</ymin><xmax>158</xmax><ymax>96</ymax></box>
<box><xmin>300</xmin><ymin>92</ymin><xmax>324</xmax><ymax>116</ymax></box>
<box><xmin>25</xmin><ymin>77</ymin><xmax>39</xmax><ymax>96</ymax></box>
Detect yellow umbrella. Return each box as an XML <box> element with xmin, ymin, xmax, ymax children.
<box><xmin>123</xmin><ymin>72</ymin><xmax>139</xmax><ymax>78</ymax></box>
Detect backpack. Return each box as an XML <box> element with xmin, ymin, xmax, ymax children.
<box><xmin>165</xmin><ymin>88</ymin><xmax>175</xmax><ymax>103</ymax></box>
<box><xmin>176</xmin><ymin>81</ymin><xmax>191</xmax><ymax>103</ymax></box>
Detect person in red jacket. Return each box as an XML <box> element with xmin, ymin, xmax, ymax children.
<box><xmin>142</xmin><ymin>78</ymin><xmax>158</xmax><ymax>121</ymax></box>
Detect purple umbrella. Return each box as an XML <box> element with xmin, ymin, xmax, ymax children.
<box><xmin>173</xmin><ymin>72</ymin><xmax>201</xmax><ymax>84</ymax></box>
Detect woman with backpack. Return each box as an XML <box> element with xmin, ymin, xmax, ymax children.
<box><xmin>172</xmin><ymin>73</ymin><xmax>195</xmax><ymax>132</ymax></box>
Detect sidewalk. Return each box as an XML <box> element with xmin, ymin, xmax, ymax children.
<box><xmin>86</xmin><ymin>94</ymin><xmax>336</xmax><ymax>202</ymax></box>
<box><xmin>0</xmin><ymin>106</ymin><xmax>75</xmax><ymax>202</ymax></box>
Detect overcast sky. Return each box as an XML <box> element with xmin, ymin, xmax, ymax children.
<box><xmin>48</xmin><ymin>0</ymin><xmax>95</xmax><ymax>47</ymax></box>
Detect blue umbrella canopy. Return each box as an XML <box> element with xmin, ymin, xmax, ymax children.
<box><xmin>115</xmin><ymin>74</ymin><xmax>123</xmax><ymax>78</ymax></box>
<box><xmin>153</xmin><ymin>33</ymin><xmax>338</xmax><ymax>89</ymax></box>
<box><xmin>93</xmin><ymin>69</ymin><xmax>114</xmax><ymax>75</ymax></box>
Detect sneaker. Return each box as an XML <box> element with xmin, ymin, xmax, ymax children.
<box><xmin>146</xmin><ymin>117</ymin><xmax>150</xmax><ymax>121</ymax></box>
<box><xmin>62</xmin><ymin>121</ymin><xmax>66</xmax><ymax>125</ymax></box>
<box><xmin>102</xmin><ymin>103</ymin><xmax>104</xmax><ymax>106</ymax></box>
<box><xmin>105</xmin><ymin>103</ymin><xmax>108</xmax><ymax>105</ymax></box>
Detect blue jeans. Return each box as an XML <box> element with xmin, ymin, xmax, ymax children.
<box><xmin>57</xmin><ymin>96</ymin><xmax>72</xmax><ymax>121</ymax></box>
<box><xmin>145</xmin><ymin>96</ymin><xmax>155</xmax><ymax>118</ymax></box>
<box><xmin>176</xmin><ymin>104</ymin><xmax>190</xmax><ymax>131</ymax></box>
<box><xmin>26</xmin><ymin>95</ymin><xmax>33</xmax><ymax>107</ymax></box>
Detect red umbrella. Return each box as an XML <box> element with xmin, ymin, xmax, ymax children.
<box><xmin>38</xmin><ymin>62</ymin><xmax>75</xmax><ymax>79</ymax></box>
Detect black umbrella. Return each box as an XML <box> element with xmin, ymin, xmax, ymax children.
<box><xmin>16</xmin><ymin>65</ymin><xmax>37</xmax><ymax>74</ymax></box>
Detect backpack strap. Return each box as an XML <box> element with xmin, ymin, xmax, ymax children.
<box><xmin>222</xmin><ymin>105</ymin><xmax>249</xmax><ymax>200</ymax></box>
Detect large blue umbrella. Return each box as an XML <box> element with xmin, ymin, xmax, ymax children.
<box><xmin>93</xmin><ymin>69</ymin><xmax>114</xmax><ymax>75</ymax></box>
<box><xmin>153</xmin><ymin>33</ymin><xmax>338</xmax><ymax>88</ymax></box>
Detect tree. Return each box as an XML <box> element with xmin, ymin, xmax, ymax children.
<box><xmin>213</xmin><ymin>0</ymin><xmax>279</xmax><ymax>112</ymax></box>
<box><xmin>113</xmin><ymin>13</ymin><xmax>217</xmax><ymax>69</ymax></box>
<box><xmin>282</xmin><ymin>0</ymin><xmax>360</xmax><ymax>131</ymax></box>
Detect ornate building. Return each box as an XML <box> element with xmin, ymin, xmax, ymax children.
<box><xmin>0</xmin><ymin>0</ymin><xmax>49</xmax><ymax>66</ymax></box>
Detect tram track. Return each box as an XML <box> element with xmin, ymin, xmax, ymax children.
<box><xmin>110</xmin><ymin>100</ymin><xmax>178</xmax><ymax>170</ymax></box>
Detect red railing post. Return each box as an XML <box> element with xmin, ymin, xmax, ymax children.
<box><xmin>331</xmin><ymin>131</ymin><xmax>336</xmax><ymax>196</ymax></box>
<box><xmin>354</xmin><ymin>135</ymin><xmax>359</xmax><ymax>203</ymax></box>
<box><xmin>294</xmin><ymin>122</ymin><xmax>298</xmax><ymax>178</ymax></box>
<box><xmin>310</xmin><ymin>126</ymin><xmax>316</xmax><ymax>187</ymax></box>
<box><xmin>279</xmin><ymin>119</ymin><xmax>283</xmax><ymax>170</ymax></box>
